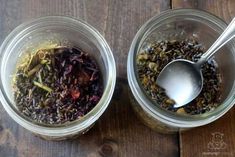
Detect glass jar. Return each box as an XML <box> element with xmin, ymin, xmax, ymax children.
<box><xmin>127</xmin><ymin>9</ymin><xmax>235</xmax><ymax>133</ymax></box>
<box><xmin>0</xmin><ymin>16</ymin><xmax>116</xmax><ymax>140</ymax></box>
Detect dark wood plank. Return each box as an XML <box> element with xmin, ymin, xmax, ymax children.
<box><xmin>179</xmin><ymin>108</ymin><xmax>235</xmax><ymax>157</ymax></box>
<box><xmin>0</xmin><ymin>0</ymin><xmax>171</xmax><ymax>78</ymax></box>
<box><xmin>172</xmin><ymin>0</ymin><xmax>235</xmax><ymax>157</ymax></box>
<box><xmin>0</xmin><ymin>80</ymin><xmax>178</xmax><ymax>157</ymax></box>
<box><xmin>0</xmin><ymin>1</ymin><xmax>178</xmax><ymax>157</ymax></box>
<box><xmin>172</xmin><ymin>0</ymin><xmax>234</xmax><ymax>23</ymax></box>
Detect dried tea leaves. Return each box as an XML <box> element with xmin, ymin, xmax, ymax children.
<box><xmin>14</xmin><ymin>47</ymin><xmax>103</xmax><ymax>124</ymax></box>
<box><xmin>137</xmin><ymin>40</ymin><xmax>222</xmax><ymax>114</ymax></box>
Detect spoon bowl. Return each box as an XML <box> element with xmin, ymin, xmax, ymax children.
<box><xmin>157</xmin><ymin>59</ymin><xmax>203</xmax><ymax>108</ymax></box>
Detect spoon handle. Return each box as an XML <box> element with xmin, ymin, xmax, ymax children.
<box><xmin>197</xmin><ymin>17</ymin><xmax>235</xmax><ymax>66</ymax></box>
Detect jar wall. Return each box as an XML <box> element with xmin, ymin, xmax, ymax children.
<box><xmin>0</xmin><ymin>16</ymin><xmax>116</xmax><ymax>140</ymax></box>
<box><xmin>127</xmin><ymin>9</ymin><xmax>235</xmax><ymax>133</ymax></box>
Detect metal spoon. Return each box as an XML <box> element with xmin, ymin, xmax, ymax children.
<box><xmin>157</xmin><ymin>18</ymin><xmax>235</xmax><ymax>108</ymax></box>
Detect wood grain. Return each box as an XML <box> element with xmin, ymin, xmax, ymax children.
<box><xmin>0</xmin><ymin>80</ymin><xmax>178</xmax><ymax>157</ymax></box>
<box><xmin>0</xmin><ymin>0</ymin><xmax>170</xmax><ymax>78</ymax></box>
<box><xmin>179</xmin><ymin>108</ymin><xmax>235</xmax><ymax>157</ymax></box>
<box><xmin>0</xmin><ymin>1</ymin><xmax>178</xmax><ymax>157</ymax></box>
<box><xmin>172</xmin><ymin>0</ymin><xmax>235</xmax><ymax>157</ymax></box>
<box><xmin>1</xmin><ymin>0</ymin><xmax>234</xmax><ymax>157</ymax></box>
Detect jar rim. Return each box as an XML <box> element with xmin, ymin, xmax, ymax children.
<box><xmin>0</xmin><ymin>16</ymin><xmax>116</xmax><ymax>137</ymax></box>
<box><xmin>127</xmin><ymin>9</ymin><xmax>235</xmax><ymax>128</ymax></box>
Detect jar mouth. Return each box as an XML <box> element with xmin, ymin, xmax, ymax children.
<box><xmin>128</xmin><ymin>9</ymin><xmax>235</xmax><ymax>128</ymax></box>
<box><xmin>0</xmin><ymin>16</ymin><xmax>116</xmax><ymax>137</ymax></box>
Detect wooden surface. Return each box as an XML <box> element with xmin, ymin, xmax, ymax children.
<box><xmin>173</xmin><ymin>1</ymin><xmax>235</xmax><ymax>157</ymax></box>
<box><xmin>0</xmin><ymin>0</ymin><xmax>234</xmax><ymax>157</ymax></box>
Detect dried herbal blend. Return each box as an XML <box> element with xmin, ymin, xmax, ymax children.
<box><xmin>137</xmin><ymin>40</ymin><xmax>222</xmax><ymax>114</ymax></box>
<box><xmin>13</xmin><ymin>47</ymin><xmax>103</xmax><ymax>124</ymax></box>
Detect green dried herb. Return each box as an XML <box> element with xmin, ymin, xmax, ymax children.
<box><xmin>137</xmin><ymin>39</ymin><xmax>222</xmax><ymax>114</ymax></box>
<box><xmin>33</xmin><ymin>81</ymin><xmax>52</xmax><ymax>93</ymax></box>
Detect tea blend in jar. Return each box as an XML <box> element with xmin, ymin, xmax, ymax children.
<box><xmin>13</xmin><ymin>47</ymin><xmax>103</xmax><ymax>124</ymax></box>
<box><xmin>136</xmin><ymin>39</ymin><xmax>222</xmax><ymax>115</ymax></box>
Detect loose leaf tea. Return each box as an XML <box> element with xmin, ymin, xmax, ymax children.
<box><xmin>137</xmin><ymin>39</ymin><xmax>222</xmax><ymax>114</ymax></box>
<box><xmin>13</xmin><ymin>47</ymin><xmax>103</xmax><ymax>124</ymax></box>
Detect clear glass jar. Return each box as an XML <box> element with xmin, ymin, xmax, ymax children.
<box><xmin>0</xmin><ymin>16</ymin><xmax>116</xmax><ymax>140</ymax></box>
<box><xmin>127</xmin><ymin>9</ymin><xmax>235</xmax><ymax>133</ymax></box>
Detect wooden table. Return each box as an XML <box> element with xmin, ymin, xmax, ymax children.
<box><xmin>0</xmin><ymin>0</ymin><xmax>234</xmax><ymax>157</ymax></box>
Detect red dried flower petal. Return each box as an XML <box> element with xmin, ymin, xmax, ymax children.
<box><xmin>71</xmin><ymin>90</ymin><xmax>80</xmax><ymax>100</ymax></box>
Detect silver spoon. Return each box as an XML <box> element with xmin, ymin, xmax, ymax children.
<box><xmin>157</xmin><ymin>18</ymin><xmax>235</xmax><ymax>108</ymax></box>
